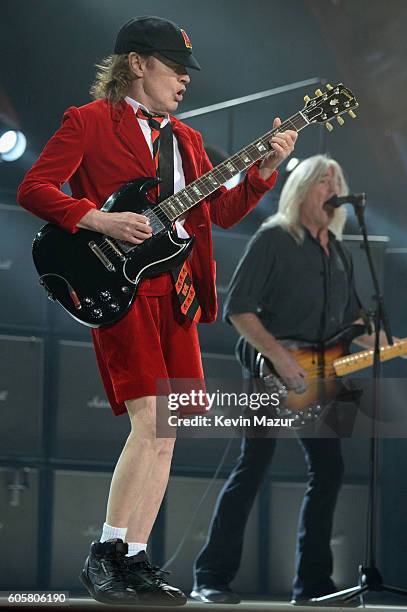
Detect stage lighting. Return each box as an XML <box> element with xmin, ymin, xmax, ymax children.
<box><xmin>286</xmin><ymin>157</ymin><xmax>301</xmax><ymax>173</ymax></box>
<box><xmin>280</xmin><ymin>157</ymin><xmax>303</xmax><ymax>188</ymax></box>
<box><xmin>0</xmin><ymin>128</ymin><xmax>27</xmax><ymax>162</ymax></box>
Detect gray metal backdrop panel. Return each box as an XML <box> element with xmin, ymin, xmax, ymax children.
<box><xmin>172</xmin><ymin>438</ymin><xmax>242</xmax><ymax>475</ymax></box>
<box><xmin>199</xmin><ymin>292</ymin><xmax>239</xmax><ymax>354</ymax></box>
<box><xmin>50</xmin><ymin>470</ymin><xmax>112</xmax><ymax>589</ymax></box>
<box><xmin>0</xmin><ymin>335</ymin><xmax>44</xmax><ymax>457</ymax></box>
<box><xmin>212</xmin><ymin>230</ymin><xmax>248</xmax><ymax>292</ymax></box>
<box><xmin>380</xmin><ymin>251</ymin><xmax>407</xmax><ymax>589</ymax></box>
<box><xmin>384</xmin><ymin>248</ymin><xmax>407</xmax><ymax>338</ymax></box>
<box><xmin>268</xmin><ymin>482</ymin><xmax>368</xmax><ymax>595</ymax></box>
<box><xmin>54</xmin><ymin>340</ymin><xmax>130</xmax><ymax>461</ymax></box>
<box><xmin>0</xmin><ymin>205</ymin><xmax>48</xmax><ymax>330</ymax></box>
<box><xmin>163</xmin><ymin>475</ymin><xmax>259</xmax><ymax>595</ymax></box>
<box><xmin>0</xmin><ymin>467</ymin><xmax>39</xmax><ymax>589</ymax></box>
<box><xmin>380</xmin><ymin>439</ymin><xmax>407</xmax><ymax>589</ymax></box>
<box><xmin>343</xmin><ymin>235</ymin><xmax>388</xmax><ymax>313</ymax></box>
<box><xmin>50</xmin><ymin>303</ymin><xmax>93</xmax><ymax>341</ymax></box>
<box><xmin>172</xmin><ymin>438</ymin><xmax>369</xmax><ymax>482</ymax></box>
<box><xmin>202</xmin><ymin>352</ymin><xmax>241</xmax><ymax>379</ymax></box>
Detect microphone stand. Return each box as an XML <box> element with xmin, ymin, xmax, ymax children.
<box><xmin>312</xmin><ymin>195</ymin><xmax>407</xmax><ymax>607</ymax></box>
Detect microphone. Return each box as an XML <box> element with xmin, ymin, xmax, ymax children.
<box><xmin>325</xmin><ymin>193</ymin><xmax>366</xmax><ymax>208</ymax></box>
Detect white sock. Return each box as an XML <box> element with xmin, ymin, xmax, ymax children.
<box><xmin>100</xmin><ymin>522</ymin><xmax>128</xmax><ymax>543</ymax></box>
<box><xmin>126</xmin><ymin>542</ymin><xmax>147</xmax><ymax>557</ymax></box>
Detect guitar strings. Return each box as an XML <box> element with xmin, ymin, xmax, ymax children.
<box><xmin>103</xmin><ymin>99</ymin><xmax>337</xmax><ymax>247</ymax></box>
<box><xmin>157</xmin><ymin>113</ymin><xmax>305</xmax><ymax>223</ymax></box>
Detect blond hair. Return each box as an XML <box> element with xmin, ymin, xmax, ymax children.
<box><xmin>262</xmin><ymin>154</ymin><xmax>349</xmax><ymax>242</ymax></box>
<box><xmin>90</xmin><ymin>53</ymin><xmax>150</xmax><ymax>104</ymax></box>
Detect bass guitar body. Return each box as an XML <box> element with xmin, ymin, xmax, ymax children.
<box><xmin>259</xmin><ymin>342</ymin><xmax>348</xmax><ymax>426</ymax></box>
<box><xmin>263</xmin><ymin>342</ymin><xmax>349</xmax><ymax>418</ymax></box>
<box><xmin>32</xmin><ymin>178</ymin><xmax>194</xmax><ymax>327</ymax></box>
<box><xmin>240</xmin><ymin>331</ymin><xmax>407</xmax><ymax>428</ymax></box>
<box><xmin>237</xmin><ymin>329</ymin><xmax>364</xmax><ymax>428</ymax></box>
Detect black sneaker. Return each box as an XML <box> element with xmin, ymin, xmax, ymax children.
<box><xmin>124</xmin><ymin>551</ymin><xmax>187</xmax><ymax>606</ymax></box>
<box><xmin>80</xmin><ymin>538</ymin><xmax>139</xmax><ymax>605</ymax></box>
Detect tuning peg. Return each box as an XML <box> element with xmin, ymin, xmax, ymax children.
<box><xmin>315</xmin><ymin>89</ymin><xmax>323</xmax><ymax>96</ymax></box>
<box><xmin>326</xmin><ymin>84</ymin><xmax>333</xmax><ymax>90</ymax></box>
<box><xmin>304</xmin><ymin>95</ymin><xmax>311</xmax><ymax>103</ymax></box>
<box><xmin>348</xmin><ymin>110</ymin><xmax>357</xmax><ymax>119</ymax></box>
<box><xmin>325</xmin><ymin>122</ymin><xmax>334</xmax><ymax>132</ymax></box>
<box><xmin>336</xmin><ymin>116</ymin><xmax>345</xmax><ymax>126</ymax></box>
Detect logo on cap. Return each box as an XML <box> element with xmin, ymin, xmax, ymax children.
<box><xmin>180</xmin><ymin>29</ymin><xmax>193</xmax><ymax>49</ymax></box>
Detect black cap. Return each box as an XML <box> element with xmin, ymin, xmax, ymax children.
<box><xmin>114</xmin><ymin>16</ymin><xmax>201</xmax><ymax>70</ymax></box>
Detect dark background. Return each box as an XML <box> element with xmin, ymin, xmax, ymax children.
<box><xmin>1</xmin><ymin>0</ymin><xmax>407</xmax><ymax>240</ymax></box>
<box><xmin>0</xmin><ymin>0</ymin><xmax>406</xmax><ymax>601</ymax></box>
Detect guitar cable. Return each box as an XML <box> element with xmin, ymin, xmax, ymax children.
<box><xmin>161</xmin><ymin>436</ymin><xmax>235</xmax><ymax>570</ymax></box>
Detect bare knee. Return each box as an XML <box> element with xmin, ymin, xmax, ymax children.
<box><xmin>125</xmin><ymin>431</ymin><xmax>174</xmax><ymax>456</ymax></box>
<box><xmin>126</xmin><ymin>396</ymin><xmax>158</xmax><ymax>439</ymax></box>
<box><xmin>123</xmin><ymin>397</ymin><xmax>176</xmax><ymax>456</ymax></box>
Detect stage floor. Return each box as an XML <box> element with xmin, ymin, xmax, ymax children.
<box><xmin>1</xmin><ymin>596</ymin><xmax>407</xmax><ymax>611</ymax></box>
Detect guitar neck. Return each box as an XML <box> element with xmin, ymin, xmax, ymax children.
<box><xmin>333</xmin><ymin>339</ymin><xmax>407</xmax><ymax>376</ymax></box>
<box><xmin>158</xmin><ymin>111</ymin><xmax>309</xmax><ymax>223</ymax></box>
<box><xmin>153</xmin><ymin>82</ymin><xmax>359</xmax><ymax>224</ymax></box>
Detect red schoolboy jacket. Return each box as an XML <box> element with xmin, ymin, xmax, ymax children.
<box><xmin>17</xmin><ymin>98</ymin><xmax>277</xmax><ymax>323</ymax></box>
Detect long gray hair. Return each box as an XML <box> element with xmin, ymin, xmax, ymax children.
<box><xmin>262</xmin><ymin>154</ymin><xmax>349</xmax><ymax>242</ymax></box>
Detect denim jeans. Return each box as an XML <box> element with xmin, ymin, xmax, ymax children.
<box><xmin>193</xmin><ymin>434</ymin><xmax>343</xmax><ymax>599</ymax></box>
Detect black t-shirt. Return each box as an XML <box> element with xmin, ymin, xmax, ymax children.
<box><xmin>223</xmin><ymin>224</ymin><xmax>362</xmax><ymax>343</ymax></box>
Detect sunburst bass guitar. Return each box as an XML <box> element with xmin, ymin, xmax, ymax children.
<box><xmin>243</xmin><ymin>337</ymin><xmax>407</xmax><ymax>428</ymax></box>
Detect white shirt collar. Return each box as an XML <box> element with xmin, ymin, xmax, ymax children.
<box><xmin>124</xmin><ymin>96</ymin><xmax>169</xmax><ymax>127</ymax></box>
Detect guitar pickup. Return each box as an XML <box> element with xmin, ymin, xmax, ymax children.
<box><xmin>88</xmin><ymin>241</ymin><xmax>116</xmax><ymax>272</ymax></box>
<box><xmin>104</xmin><ymin>238</ymin><xmax>127</xmax><ymax>261</ymax></box>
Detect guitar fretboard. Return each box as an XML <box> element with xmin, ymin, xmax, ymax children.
<box><xmin>157</xmin><ymin>111</ymin><xmax>309</xmax><ymax>223</ymax></box>
<box><xmin>333</xmin><ymin>339</ymin><xmax>407</xmax><ymax>376</ymax></box>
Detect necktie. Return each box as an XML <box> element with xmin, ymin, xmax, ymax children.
<box><xmin>136</xmin><ymin>107</ymin><xmax>201</xmax><ymax>322</ymax></box>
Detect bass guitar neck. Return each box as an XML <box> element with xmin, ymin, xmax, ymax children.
<box><xmin>333</xmin><ymin>338</ymin><xmax>407</xmax><ymax>376</ymax></box>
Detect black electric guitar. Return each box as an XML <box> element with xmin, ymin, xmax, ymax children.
<box><xmin>32</xmin><ymin>83</ymin><xmax>358</xmax><ymax>327</ymax></box>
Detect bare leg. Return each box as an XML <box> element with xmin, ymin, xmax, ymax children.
<box><xmin>104</xmin><ymin>396</ymin><xmax>175</xmax><ymax>542</ymax></box>
<box><xmin>126</xmin><ymin>434</ymin><xmax>174</xmax><ymax>542</ymax></box>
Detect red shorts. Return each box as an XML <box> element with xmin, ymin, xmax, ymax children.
<box><xmin>91</xmin><ymin>286</ymin><xmax>205</xmax><ymax>416</ymax></box>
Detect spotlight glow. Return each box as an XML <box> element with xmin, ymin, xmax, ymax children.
<box><xmin>0</xmin><ymin>130</ymin><xmax>18</xmax><ymax>155</ymax></box>
<box><xmin>286</xmin><ymin>157</ymin><xmax>300</xmax><ymax>172</ymax></box>
<box><xmin>0</xmin><ymin>131</ymin><xmax>27</xmax><ymax>161</ymax></box>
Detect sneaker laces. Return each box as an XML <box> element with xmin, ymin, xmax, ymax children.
<box><xmin>126</xmin><ymin>557</ymin><xmax>171</xmax><ymax>586</ymax></box>
<box><xmin>100</xmin><ymin>552</ymin><xmax>128</xmax><ymax>584</ymax></box>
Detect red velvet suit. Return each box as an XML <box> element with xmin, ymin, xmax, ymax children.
<box><xmin>18</xmin><ymin>98</ymin><xmax>277</xmax><ymax>414</ymax></box>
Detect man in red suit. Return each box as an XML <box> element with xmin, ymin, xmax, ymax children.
<box><xmin>18</xmin><ymin>16</ymin><xmax>297</xmax><ymax>606</ymax></box>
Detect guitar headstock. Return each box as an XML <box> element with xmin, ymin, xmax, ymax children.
<box><xmin>302</xmin><ymin>83</ymin><xmax>358</xmax><ymax>131</ymax></box>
